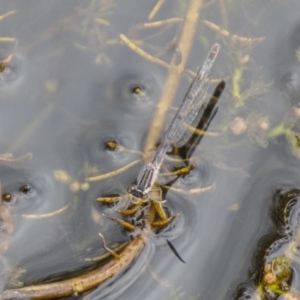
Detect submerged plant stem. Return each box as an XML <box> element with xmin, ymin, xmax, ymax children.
<box><xmin>119</xmin><ymin>34</ymin><xmax>169</xmax><ymax>68</ymax></box>
<box><xmin>85</xmin><ymin>159</ymin><xmax>141</xmax><ymax>182</ymax></box>
<box><xmin>148</xmin><ymin>0</ymin><xmax>166</xmax><ymax>20</ymax></box>
<box><xmin>0</xmin><ymin>235</ymin><xmax>145</xmax><ymax>300</ymax></box>
<box><xmin>0</xmin><ymin>11</ymin><xmax>16</xmax><ymax>21</ymax></box>
<box><xmin>144</xmin><ymin>0</ymin><xmax>204</xmax><ymax>160</ymax></box>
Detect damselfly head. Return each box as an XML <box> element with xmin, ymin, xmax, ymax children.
<box><xmin>127</xmin><ymin>186</ymin><xmax>145</xmax><ymax>201</ymax></box>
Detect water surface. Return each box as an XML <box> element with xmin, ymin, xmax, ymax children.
<box><xmin>1</xmin><ymin>1</ymin><xmax>300</xmax><ymax>299</ymax></box>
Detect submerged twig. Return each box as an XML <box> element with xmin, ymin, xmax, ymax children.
<box><xmin>85</xmin><ymin>159</ymin><xmax>141</xmax><ymax>182</ymax></box>
<box><xmin>0</xmin><ymin>11</ymin><xmax>16</xmax><ymax>22</ymax></box>
<box><xmin>0</xmin><ymin>152</ymin><xmax>32</xmax><ymax>163</ymax></box>
<box><xmin>202</xmin><ymin>20</ymin><xmax>265</xmax><ymax>45</ymax></box>
<box><xmin>21</xmin><ymin>204</ymin><xmax>69</xmax><ymax>219</ymax></box>
<box><xmin>119</xmin><ymin>34</ymin><xmax>169</xmax><ymax>68</ymax></box>
<box><xmin>0</xmin><ymin>235</ymin><xmax>145</xmax><ymax>300</ymax></box>
<box><xmin>0</xmin><ymin>38</ymin><xmax>15</xmax><ymax>43</ymax></box>
<box><xmin>85</xmin><ymin>242</ymin><xmax>128</xmax><ymax>262</ymax></box>
<box><xmin>142</xmin><ymin>18</ymin><xmax>182</xmax><ymax>29</ymax></box>
<box><xmin>162</xmin><ymin>183</ymin><xmax>215</xmax><ymax>195</ymax></box>
<box><xmin>98</xmin><ymin>233</ymin><xmax>120</xmax><ymax>260</ymax></box>
<box><xmin>148</xmin><ymin>0</ymin><xmax>167</xmax><ymax>20</ymax></box>
<box><xmin>144</xmin><ymin>0</ymin><xmax>204</xmax><ymax>159</ymax></box>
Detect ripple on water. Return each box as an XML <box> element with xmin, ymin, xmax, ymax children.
<box><xmin>80</xmin><ymin>121</ymin><xmax>142</xmax><ymax>168</ymax></box>
<box><xmin>84</xmin><ymin>241</ymin><xmax>155</xmax><ymax>300</ymax></box>
<box><xmin>0</xmin><ymin>164</ymin><xmax>68</xmax><ymax>214</ymax></box>
<box><xmin>112</xmin><ymin>70</ymin><xmax>161</xmax><ymax>116</ymax></box>
<box><xmin>0</xmin><ymin>162</ymin><xmax>79</xmax><ymax>286</ymax></box>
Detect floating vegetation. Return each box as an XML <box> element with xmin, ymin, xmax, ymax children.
<box><xmin>234</xmin><ymin>189</ymin><xmax>300</xmax><ymax>299</ymax></box>
<box><xmin>4</xmin><ymin>267</ymin><xmax>26</xmax><ymax>289</ymax></box>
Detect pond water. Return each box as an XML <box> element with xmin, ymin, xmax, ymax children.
<box><xmin>1</xmin><ymin>1</ymin><xmax>300</xmax><ymax>299</ymax></box>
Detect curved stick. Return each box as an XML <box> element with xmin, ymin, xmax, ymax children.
<box><xmin>0</xmin><ymin>235</ymin><xmax>145</xmax><ymax>300</ymax></box>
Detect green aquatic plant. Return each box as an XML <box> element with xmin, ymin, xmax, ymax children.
<box><xmin>257</xmin><ymin>255</ymin><xmax>292</xmax><ymax>298</ymax></box>
<box><xmin>5</xmin><ymin>267</ymin><xmax>26</xmax><ymax>289</ymax></box>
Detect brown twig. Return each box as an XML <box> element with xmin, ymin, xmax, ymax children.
<box><xmin>119</xmin><ymin>34</ymin><xmax>170</xmax><ymax>68</ymax></box>
<box><xmin>21</xmin><ymin>204</ymin><xmax>69</xmax><ymax>219</ymax></box>
<box><xmin>85</xmin><ymin>159</ymin><xmax>141</xmax><ymax>182</ymax></box>
<box><xmin>0</xmin><ymin>38</ymin><xmax>15</xmax><ymax>43</ymax></box>
<box><xmin>144</xmin><ymin>0</ymin><xmax>204</xmax><ymax>160</ymax></box>
<box><xmin>0</xmin><ymin>235</ymin><xmax>145</xmax><ymax>300</ymax></box>
<box><xmin>202</xmin><ymin>20</ymin><xmax>265</xmax><ymax>45</ymax></box>
<box><xmin>148</xmin><ymin>0</ymin><xmax>166</xmax><ymax>20</ymax></box>
<box><xmin>0</xmin><ymin>153</ymin><xmax>32</xmax><ymax>163</ymax></box>
<box><xmin>162</xmin><ymin>183</ymin><xmax>215</xmax><ymax>195</ymax></box>
<box><xmin>0</xmin><ymin>11</ymin><xmax>16</xmax><ymax>22</ymax></box>
<box><xmin>142</xmin><ymin>18</ymin><xmax>182</xmax><ymax>29</ymax></box>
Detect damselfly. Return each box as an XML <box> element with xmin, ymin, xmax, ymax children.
<box><xmin>128</xmin><ymin>43</ymin><xmax>220</xmax><ymax>201</ymax></box>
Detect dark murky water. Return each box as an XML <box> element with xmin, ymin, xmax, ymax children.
<box><xmin>1</xmin><ymin>1</ymin><xmax>300</xmax><ymax>299</ymax></box>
